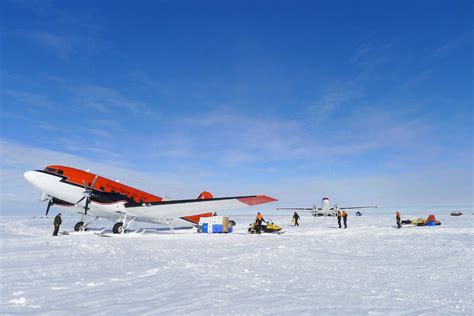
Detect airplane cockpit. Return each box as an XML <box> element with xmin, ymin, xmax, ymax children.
<box><xmin>44</xmin><ymin>167</ymin><xmax>64</xmax><ymax>175</ymax></box>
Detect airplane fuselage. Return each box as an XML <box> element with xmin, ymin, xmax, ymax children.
<box><xmin>24</xmin><ymin>166</ymin><xmax>170</xmax><ymax>223</ymax></box>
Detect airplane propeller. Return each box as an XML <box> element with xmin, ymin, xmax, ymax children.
<box><xmin>40</xmin><ymin>192</ymin><xmax>54</xmax><ymax>216</ymax></box>
<box><xmin>45</xmin><ymin>199</ymin><xmax>53</xmax><ymax>216</ymax></box>
<box><xmin>75</xmin><ymin>175</ymin><xmax>98</xmax><ymax>216</ymax></box>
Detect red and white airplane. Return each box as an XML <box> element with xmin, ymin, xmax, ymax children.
<box><xmin>24</xmin><ymin>165</ymin><xmax>277</xmax><ymax>233</ymax></box>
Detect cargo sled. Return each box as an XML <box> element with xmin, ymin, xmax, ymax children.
<box><xmin>402</xmin><ymin>216</ymin><xmax>441</xmax><ymax>227</ymax></box>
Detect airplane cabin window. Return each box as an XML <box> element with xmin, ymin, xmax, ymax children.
<box><xmin>57</xmin><ymin>169</ymin><xmax>64</xmax><ymax>175</ymax></box>
<box><xmin>100</xmin><ymin>186</ymin><xmax>105</xmax><ymax>191</ymax></box>
<box><xmin>44</xmin><ymin>167</ymin><xmax>57</xmax><ymax>173</ymax></box>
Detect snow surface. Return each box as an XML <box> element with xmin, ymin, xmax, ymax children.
<box><xmin>1</xmin><ymin>211</ymin><xmax>472</xmax><ymax>315</ymax></box>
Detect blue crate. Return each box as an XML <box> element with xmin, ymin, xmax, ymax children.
<box><xmin>212</xmin><ymin>224</ymin><xmax>223</xmax><ymax>233</ymax></box>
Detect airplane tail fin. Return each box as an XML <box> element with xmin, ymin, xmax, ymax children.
<box><xmin>197</xmin><ymin>191</ymin><xmax>213</xmax><ymax>200</ymax></box>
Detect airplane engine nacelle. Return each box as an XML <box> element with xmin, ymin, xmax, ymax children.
<box><xmin>321</xmin><ymin>197</ymin><xmax>330</xmax><ymax>211</ymax></box>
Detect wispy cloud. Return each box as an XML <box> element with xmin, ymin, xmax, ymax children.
<box><xmin>175</xmin><ymin>111</ymin><xmax>309</xmax><ymax>163</ymax></box>
<box><xmin>351</xmin><ymin>42</ymin><xmax>392</xmax><ymax>68</ymax></box>
<box><xmin>307</xmin><ymin>87</ymin><xmax>362</xmax><ymax>120</ymax></box>
<box><xmin>85</xmin><ymin>128</ymin><xmax>113</xmax><ymax>138</ymax></box>
<box><xmin>425</xmin><ymin>30</ymin><xmax>473</xmax><ymax>63</ymax></box>
<box><xmin>72</xmin><ymin>85</ymin><xmax>154</xmax><ymax>114</ymax></box>
<box><xmin>10</xmin><ymin>4</ymin><xmax>108</xmax><ymax>62</ymax></box>
<box><xmin>5</xmin><ymin>90</ymin><xmax>57</xmax><ymax>110</ymax></box>
<box><xmin>149</xmin><ymin>106</ymin><xmax>436</xmax><ymax>172</ymax></box>
<box><xmin>28</xmin><ymin>31</ymin><xmax>75</xmax><ymax>61</ymax></box>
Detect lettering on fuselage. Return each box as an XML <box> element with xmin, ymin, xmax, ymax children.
<box><xmin>104</xmin><ymin>183</ymin><xmax>147</xmax><ymax>202</ymax></box>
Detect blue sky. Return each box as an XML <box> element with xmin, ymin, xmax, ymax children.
<box><xmin>1</xmin><ymin>0</ymin><xmax>472</xmax><ymax>214</ymax></box>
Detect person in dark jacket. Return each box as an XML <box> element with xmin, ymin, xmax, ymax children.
<box><xmin>292</xmin><ymin>212</ymin><xmax>300</xmax><ymax>226</ymax></box>
<box><xmin>396</xmin><ymin>211</ymin><xmax>401</xmax><ymax>229</ymax></box>
<box><xmin>337</xmin><ymin>210</ymin><xmax>342</xmax><ymax>228</ymax></box>
<box><xmin>53</xmin><ymin>213</ymin><xmax>62</xmax><ymax>236</ymax></box>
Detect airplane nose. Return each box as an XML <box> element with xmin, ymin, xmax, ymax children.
<box><xmin>24</xmin><ymin>170</ymin><xmax>39</xmax><ymax>186</ymax></box>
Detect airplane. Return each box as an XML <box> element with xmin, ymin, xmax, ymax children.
<box><xmin>24</xmin><ymin>165</ymin><xmax>277</xmax><ymax>233</ymax></box>
<box><xmin>277</xmin><ymin>197</ymin><xmax>377</xmax><ymax>217</ymax></box>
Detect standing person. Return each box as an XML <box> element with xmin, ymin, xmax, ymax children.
<box><xmin>53</xmin><ymin>213</ymin><xmax>62</xmax><ymax>236</ymax></box>
<box><xmin>396</xmin><ymin>211</ymin><xmax>401</xmax><ymax>229</ymax></box>
<box><xmin>255</xmin><ymin>212</ymin><xmax>266</xmax><ymax>234</ymax></box>
<box><xmin>341</xmin><ymin>210</ymin><xmax>348</xmax><ymax>229</ymax></box>
<box><xmin>292</xmin><ymin>212</ymin><xmax>300</xmax><ymax>226</ymax></box>
<box><xmin>337</xmin><ymin>210</ymin><xmax>342</xmax><ymax>228</ymax></box>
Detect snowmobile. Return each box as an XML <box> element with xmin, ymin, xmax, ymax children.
<box><xmin>248</xmin><ymin>220</ymin><xmax>283</xmax><ymax>234</ymax></box>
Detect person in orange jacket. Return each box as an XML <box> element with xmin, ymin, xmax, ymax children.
<box><xmin>396</xmin><ymin>211</ymin><xmax>401</xmax><ymax>229</ymax></box>
<box><xmin>341</xmin><ymin>210</ymin><xmax>348</xmax><ymax>228</ymax></box>
<box><xmin>255</xmin><ymin>212</ymin><xmax>266</xmax><ymax>233</ymax></box>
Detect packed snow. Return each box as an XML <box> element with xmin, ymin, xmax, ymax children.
<box><xmin>1</xmin><ymin>209</ymin><xmax>472</xmax><ymax>315</ymax></box>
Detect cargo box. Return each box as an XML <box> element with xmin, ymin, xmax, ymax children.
<box><xmin>199</xmin><ymin>216</ymin><xmax>232</xmax><ymax>233</ymax></box>
<box><xmin>199</xmin><ymin>217</ymin><xmax>212</xmax><ymax>226</ymax></box>
<box><xmin>212</xmin><ymin>224</ymin><xmax>223</xmax><ymax>233</ymax></box>
<box><xmin>222</xmin><ymin>217</ymin><xmax>229</xmax><ymax>232</ymax></box>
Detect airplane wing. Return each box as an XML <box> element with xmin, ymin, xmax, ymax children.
<box><xmin>123</xmin><ymin>195</ymin><xmax>277</xmax><ymax>223</ymax></box>
<box><xmin>336</xmin><ymin>206</ymin><xmax>377</xmax><ymax>210</ymax></box>
<box><xmin>276</xmin><ymin>207</ymin><xmax>317</xmax><ymax>210</ymax></box>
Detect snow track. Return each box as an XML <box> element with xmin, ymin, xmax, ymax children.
<box><xmin>1</xmin><ymin>213</ymin><xmax>472</xmax><ymax>315</ymax></box>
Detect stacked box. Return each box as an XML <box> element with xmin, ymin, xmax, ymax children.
<box><xmin>198</xmin><ymin>217</ymin><xmax>211</xmax><ymax>233</ymax></box>
<box><xmin>198</xmin><ymin>216</ymin><xmax>231</xmax><ymax>233</ymax></box>
<box><xmin>201</xmin><ymin>223</ymin><xmax>208</xmax><ymax>233</ymax></box>
<box><xmin>222</xmin><ymin>217</ymin><xmax>229</xmax><ymax>233</ymax></box>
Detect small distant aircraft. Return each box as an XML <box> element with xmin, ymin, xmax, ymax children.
<box><xmin>277</xmin><ymin>197</ymin><xmax>377</xmax><ymax>217</ymax></box>
<box><xmin>24</xmin><ymin>165</ymin><xmax>277</xmax><ymax>233</ymax></box>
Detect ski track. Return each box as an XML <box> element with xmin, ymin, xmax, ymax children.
<box><xmin>0</xmin><ymin>213</ymin><xmax>472</xmax><ymax>315</ymax></box>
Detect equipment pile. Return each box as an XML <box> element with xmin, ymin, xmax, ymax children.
<box><xmin>401</xmin><ymin>214</ymin><xmax>441</xmax><ymax>227</ymax></box>
<box><xmin>198</xmin><ymin>216</ymin><xmax>234</xmax><ymax>234</ymax></box>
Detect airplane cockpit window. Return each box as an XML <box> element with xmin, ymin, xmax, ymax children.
<box><xmin>44</xmin><ymin>167</ymin><xmax>58</xmax><ymax>174</ymax></box>
<box><xmin>44</xmin><ymin>168</ymin><xmax>65</xmax><ymax>175</ymax></box>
